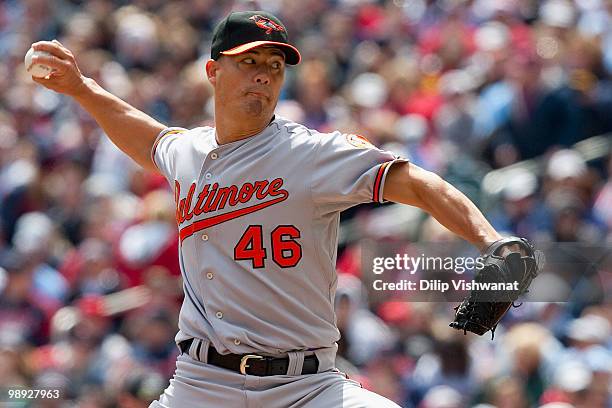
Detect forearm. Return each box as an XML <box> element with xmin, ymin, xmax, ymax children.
<box><xmin>73</xmin><ymin>77</ymin><xmax>166</xmax><ymax>171</ymax></box>
<box><xmin>419</xmin><ymin>175</ymin><xmax>501</xmax><ymax>250</ymax></box>
<box><xmin>30</xmin><ymin>40</ymin><xmax>166</xmax><ymax>171</ymax></box>
<box><xmin>384</xmin><ymin>163</ymin><xmax>502</xmax><ymax>251</ymax></box>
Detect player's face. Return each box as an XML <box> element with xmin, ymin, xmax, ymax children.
<box><xmin>210</xmin><ymin>46</ymin><xmax>285</xmax><ymax>119</ymax></box>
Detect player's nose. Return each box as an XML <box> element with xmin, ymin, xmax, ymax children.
<box><xmin>254</xmin><ymin>72</ymin><xmax>270</xmax><ymax>85</ymax></box>
<box><xmin>253</xmin><ymin>66</ymin><xmax>271</xmax><ymax>85</ymax></box>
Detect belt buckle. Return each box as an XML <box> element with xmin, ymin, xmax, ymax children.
<box><xmin>239</xmin><ymin>354</ymin><xmax>264</xmax><ymax>375</ymax></box>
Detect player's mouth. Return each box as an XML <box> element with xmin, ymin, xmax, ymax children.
<box><xmin>245</xmin><ymin>90</ymin><xmax>270</xmax><ymax>99</ymax></box>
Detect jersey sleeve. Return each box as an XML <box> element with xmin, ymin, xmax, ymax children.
<box><xmin>311</xmin><ymin>132</ymin><xmax>407</xmax><ymax>212</ymax></box>
<box><xmin>151</xmin><ymin>127</ymin><xmax>188</xmax><ymax>179</ymax></box>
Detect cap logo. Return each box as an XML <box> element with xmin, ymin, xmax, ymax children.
<box><xmin>249</xmin><ymin>15</ymin><xmax>285</xmax><ymax>35</ymax></box>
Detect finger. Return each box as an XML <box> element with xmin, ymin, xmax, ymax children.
<box><xmin>31</xmin><ymin>54</ymin><xmax>70</xmax><ymax>72</ymax></box>
<box><xmin>32</xmin><ymin>76</ymin><xmax>47</xmax><ymax>85</ymax></box>
<box><xmin>499</xmin><ymin>244</ymin><xmax>517</xmax><ymax>256</ymax></box>
<box><xmin>510</xmin><ymin>244</ymin><xmax>527</xmax><ymax>255</ymax></box>
<box><xmin>31</xmin><ymin>75</ymin><xmax>56</xmax><ymax>88</ymax></box>
<box><xmin>51</xmin><ymin>39</ymin><xmax>70</xmax><ymax>53</ymax></box>
<box><xmin>500</xmin><ymin>244</ymin><xmax>526</xmax><ymax>257</ymax></box>
<box><xmin>31</xmin><ymin>41</ymin><xmax>73</xmax><ymax>61</ymax></box>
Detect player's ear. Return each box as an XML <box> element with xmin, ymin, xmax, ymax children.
<box><xmin>206</xmin><ymin>59</ymin><xmax>218</xmax><ymax>86</ymax></box>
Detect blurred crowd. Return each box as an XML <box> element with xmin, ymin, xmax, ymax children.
<box><xmin>0</xmin><ymin>0</ymin><xmax>611</xmax><ymax>407</ymax></box>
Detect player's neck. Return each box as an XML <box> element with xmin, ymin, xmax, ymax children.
<box><xmin>214</xmin><ymin>114</ymin><xmax>273</xmax><ymax>145</ymax></box>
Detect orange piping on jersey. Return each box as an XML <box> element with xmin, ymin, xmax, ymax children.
<box><xmin>373</xmin><ymin>161</ymin><xmax>391</xmax><ymax>203</ymax></box>
<box><xmin>151</xmin><ymin>129</ymin><xmax>185</xmax><ymax>169</ymax></box>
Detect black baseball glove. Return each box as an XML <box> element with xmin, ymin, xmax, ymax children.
<box><xmin>449</xmin><ymin>237</ymin><xmax>543</xmax><ymax>339</ymax></box>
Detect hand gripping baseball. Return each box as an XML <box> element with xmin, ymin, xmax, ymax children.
<box><xmin>29</xmin><ymin>40</ymin><xmax>87</xmax><ymax>97</ymax></box>
<box><xmin>449</xmin><ymin>237</ymin><xmax>544</xmax><ymax>339</ymax></box>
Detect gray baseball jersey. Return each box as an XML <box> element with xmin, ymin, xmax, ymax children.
<box><xmin>152</xmin><ymin>116</ymin><xmax>401</xmax><ymax>357</ymax></box>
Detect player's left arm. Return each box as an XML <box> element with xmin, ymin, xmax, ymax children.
<box><xmin>383</xmin><ymin>161</ymin><xmax>502</xmax><ymax>251</ymax></box>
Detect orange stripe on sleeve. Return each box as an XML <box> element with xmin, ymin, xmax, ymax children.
<box><xmin>151</xmin><ymin>129</ymin><xmax>185</xmax><ymax>170</ymax></box>
<box><xmin>373</xmin><ymin>161</ymin><xmax>391</xmax><ymax>203</ymax></box>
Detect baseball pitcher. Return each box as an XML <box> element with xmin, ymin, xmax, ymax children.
<box><xmin>30</xmin><ymin>10</ymin><xmax>536</xmax><ymax>408</ymax></box>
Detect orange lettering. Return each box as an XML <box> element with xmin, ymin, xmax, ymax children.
<box><xmin>174</xmin><ymin>181</ymin><xmax>181</xmax><ymax>224</ymax></box>
<box><xmin>267</xmin><ymin>178</ymin><xmax>285</xmax><ymax>196</ymax></box>
<box><xmin>184</xmin><ymin>183</ymin><xmax>196</xmax><ymax>221</ymax></box>
<box><xmin>193</xmin><ymin>185</ymin><xmax>209</xmax><ymax>216</ymax></box>
<box><xmin>253</xmin><ymin>180</ymin><xmax>269</xmax><ymax>200</ymax></box>
<box><xmin>212</xmin><ymin>186</ymin><xmax>238</xmax><ymax>210</ymax></box>
<box><xmin>203</xmin><ymin>183</ymin><xmax>219</xmax><ymax>212</ymax></box>
<box><xmin>239</xmin><ymin>183</ymin><xmax>255</xmax><ymax>203</ymax></box>
<box><xmin>174</xmin><ymin>178</ymin><xmax>288</xmax><ymax>226</ymax></box>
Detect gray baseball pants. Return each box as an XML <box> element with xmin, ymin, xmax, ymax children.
<box><xmin>150</xmin><ymin>351</ymin><xmax>401</xmax><ymax>407</ymax></box>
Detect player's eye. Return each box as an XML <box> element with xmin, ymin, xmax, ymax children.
<box><xmin>242</xmin><ymin>58</ymin><xmax>256</xmax><ymax>64</ymax></box>
<box><xmin>271</xmin><ymin>61</ymin><xmax>282</xmax><ymax>70</ymax></box>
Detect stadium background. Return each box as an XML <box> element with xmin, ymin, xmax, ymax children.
<box><xmin>0</xmin><ymin>0</ymin><xmax>611</xmax><ymax>406</ymax></box>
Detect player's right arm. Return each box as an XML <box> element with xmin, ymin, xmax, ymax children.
<box><xmin>383</xmin><ymin>161</ymin><xmax>503</xmax><ymax>251</ymax></box>
<box><xmin>30</xmin><ymin>40</ymin><xmax>165</xmax><ymax>172</ymax></box>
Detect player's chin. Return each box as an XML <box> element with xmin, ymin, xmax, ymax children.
<box><xmin>242</xmin><ymin>99</ymin><xmax>268</xmax><ymax>116</ymax></box>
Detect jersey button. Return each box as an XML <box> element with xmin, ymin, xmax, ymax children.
<box><xmin>210</xmin><ymin>153</ymin><xmax>218</xmax><ymax>160</ymax></box>
<box><xmin>234</xmin><ymin>339</ymin><xmax>241</xmax><ymax>345</ymax></box>
<box><xmin>215</xmin><ymin>311</ymin><xmax>223</xmax><ymax>319</ymax></box>
<box><xmin>206</xmin><ymin>271</ymin><xmax>214</xmax><ymax>280</ymax></box>
<box><xmin>205</xmin><ymin>173</ymin><xmax>212</xmax><ymax>180</ymax></box>
<box><xmin>201</xmin><ymin>234</ymin><xmax>209</xmax><ymax>241</ymax></box>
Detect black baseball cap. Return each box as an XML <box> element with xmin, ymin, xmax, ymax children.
<box><xmin>211</xmin><ymin>11</ymin><xmax>301</xmax><ymax>65</ymax></box>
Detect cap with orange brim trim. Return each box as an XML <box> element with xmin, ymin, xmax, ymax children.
<box><xmin>211</xmin><ymin>11</ymin><xmax>301</xmax><ymax>65</ymax></box>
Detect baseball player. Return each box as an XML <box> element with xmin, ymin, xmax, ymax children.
<box><xmin>31</xmin><ymin>10</ymin><xmax>507</xmax><ymax>408</ymax></box>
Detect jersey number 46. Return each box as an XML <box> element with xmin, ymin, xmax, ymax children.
<box><xmin>234</xmin><ymin>225</ymin><xmax>302</xmax><ymax>269</ymax></box>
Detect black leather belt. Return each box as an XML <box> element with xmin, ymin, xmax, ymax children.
<box><xmin>178</xmin><ymin>339</ymin><xmax>319</xmax><ymax>376</ymax></box>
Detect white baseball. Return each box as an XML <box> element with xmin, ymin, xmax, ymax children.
<box><xmin>24</xmin><ymin>48</ymin><xmax>55</xmax><ymax>78</ymax></box>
